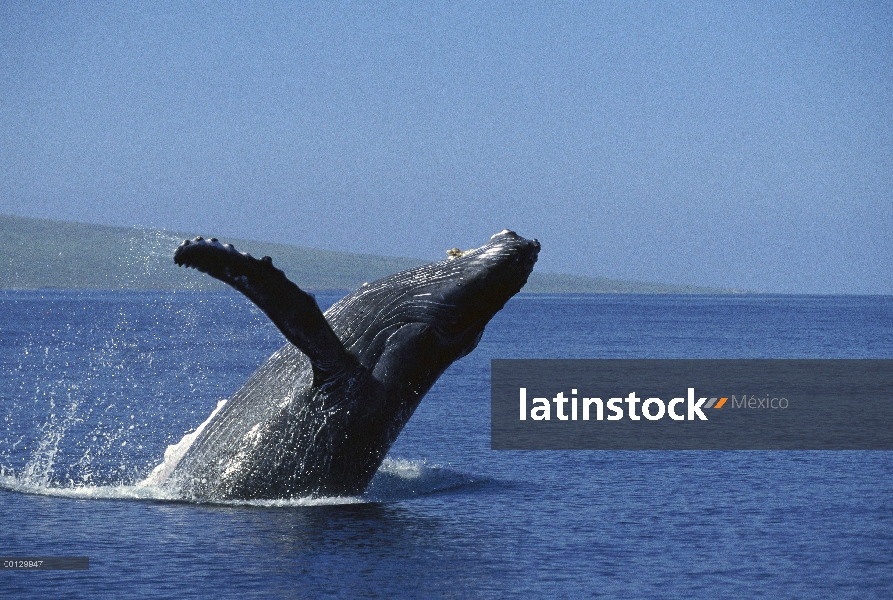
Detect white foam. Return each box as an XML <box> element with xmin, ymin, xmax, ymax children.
<box><xmin>364</xmin><ymin>458</ymin><xmax>478</xmax><ymax>501</ymax></box>
<box><xmin>0</xmin><ymin>457</ymin><xmax>480</xmax><ymax>507</ymax></box>
<box><xmin>0</xmin><ymin>474</ymin><xmax>358</xmax><ymax>506</ymax></box>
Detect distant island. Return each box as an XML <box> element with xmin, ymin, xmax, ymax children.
<box><xmin>0</xmin><ymin>214</ymin><xmax>731</xmax><ymax>293</ymax></box>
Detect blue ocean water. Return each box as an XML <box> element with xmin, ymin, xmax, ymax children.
<box><xmin>1</xmin><ymin>291</ymin><xmax>891</xmax><ymax>598</ymax></box>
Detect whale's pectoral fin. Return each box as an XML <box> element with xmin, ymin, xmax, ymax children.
<box><xmin>174</xmin><ymin>237</ymin><xmax>354</xmax><ymax>384</ymax></box>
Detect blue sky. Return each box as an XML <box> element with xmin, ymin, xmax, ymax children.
<box><xmin>2</xmin><ymin>1</ymin><xmax>891</xmax><ymax>293</ymax></box>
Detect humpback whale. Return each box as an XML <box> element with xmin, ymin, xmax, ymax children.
<box><xmin>155</xmin><ymin>230</ymin><xmax>539</xmax><ymax>500</ymax></box>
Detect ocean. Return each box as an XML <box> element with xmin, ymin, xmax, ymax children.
<box><xmin>1</xmin><ymin>291</ymin><xmax>891</xmax><ymax>598</ymax></box>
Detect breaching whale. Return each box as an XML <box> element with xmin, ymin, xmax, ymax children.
<box><xmin>154</xmin><ymin>230</ymin><xmax>539</xmax><ymax>500</ymax></box>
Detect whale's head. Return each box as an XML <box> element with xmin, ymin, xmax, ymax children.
<box><xmin>418</xmin><ymin>229</ymin><xmax>540</xmax><ymax>341</ymax></box>
<box><xmin>326</xmin><ymin>230</ymin><xmax>538</xmax><ymax>396</ymax></box>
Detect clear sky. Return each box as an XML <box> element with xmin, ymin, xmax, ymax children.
<box><xmin>1</xmin><ymin>2</ymin><xmax>891</xmax><ymax>293</ymax></box>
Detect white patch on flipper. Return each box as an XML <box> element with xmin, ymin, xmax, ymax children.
<box><xmin>139</xmin><ymin>399</ymin><xmax>227</xmax><ymax>487</ymax></box>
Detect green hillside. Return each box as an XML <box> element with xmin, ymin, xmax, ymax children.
<box><xmin>0</xmin><ymin>214</ymin><xmax>728</xmax><ymax>293</ymax></box>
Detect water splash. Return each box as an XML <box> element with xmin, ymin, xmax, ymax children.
<box><xmin>1</xmin><ymin>290</ymin><xmax>480</xmax><ymax>507</ymax></box>
<box><xmin>19</xmin><ymin>394</ymin><xmax>82</xmax><ymax>487</ymax></box>
<box><xmin>0</xmin><ymin>456</ymin><xmax>478</xmax><ymax>507</ymax></box>
<box><xmin>122</xmin><ymin>228</ymin><xmax>190</xmax><ymax>289</ymax></box>
<box><xmin>366</xmin><ymin>458</ymin><xmax>480</xmax><ymax>502</ymax></box>
<box><xmin>3</xmin><ymin>374</ymin><xmax>481</xmax><ymax>505</ymax></box>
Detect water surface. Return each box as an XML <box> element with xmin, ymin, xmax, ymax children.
<box><xmin>1</xmin><ymin>291</ymin><xmax>891</xmax><ymax>598</ymax></box>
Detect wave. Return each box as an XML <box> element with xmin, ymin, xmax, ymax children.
<box><xmin>0</xmin><ymin>457</ymin><xmax>481</xmax><ymax>507</ymax></box>
<box><xmin>365</xmin><ymin>458</ymin><xmax>482</xmax><ymax>502</ymax></box>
